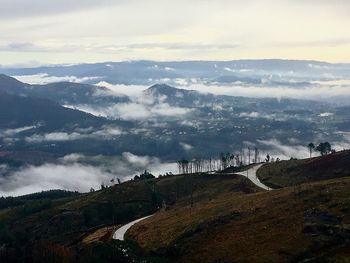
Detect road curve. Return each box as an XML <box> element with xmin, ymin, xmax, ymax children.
<box><xmin>113</xmin><ymin>164</ymin><xmax>270</xmax><ymax>241</ymax></box>
<box><xmin>234</xmin><ymin>163</ymin><xmax>272</xmax><ymax>191</ymax></box>
<box><xmin>113</xmin><ymin>215</ymin><xmax>154</xmax><ymax>241</ymax></box>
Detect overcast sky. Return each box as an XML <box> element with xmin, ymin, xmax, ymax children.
<box><xmin>0</xmin><ymin>0</ymin><xmax>349</xmax><ymax>65</ymax></box>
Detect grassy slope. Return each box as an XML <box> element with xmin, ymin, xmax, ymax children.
<box><xmin>257</xmin><ymin>150</ymin><xmax>350</xmax><ymax>188</ymax></box>
<box><xmin>2</xmin><ymin>151</ymin><xmax>350</xmax><ymax>262</ymax></box>
<box><xmin>0</xmin><ymin>173</ymin><xmax>260</xmax><ymax>261</ymax></box>
<box><xmin>128</xmin><ymin>177</ymin><xmax>350</xmax><ymax>263</ymax></box>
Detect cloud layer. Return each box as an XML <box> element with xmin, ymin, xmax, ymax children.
<box><xmin>0</xmin><ymin>152</ymin><xmax>178</xmax><ymax>197</ymax></box>
<box><xmin>1</xmin><ymin>0</ymin><xmax>350</xmax><ymax>64</ymax></box>
<box><xmin>0</xmin><ymin>163</ymin><xmax>111</xmax><ymax>197</ymax></box>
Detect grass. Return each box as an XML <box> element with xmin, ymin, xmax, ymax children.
<box><xmin>128</xmin><ymin>177</ymin><xmax>350</xmax><ymax>262</ymax></box>
<box><xmin>2</xmin><ymin>151</ymin><xmax>350</xmax><ymax>262</ymax></box>
<box><xmin>0</xmin><ymin>171</ymin><xmax>260</xmax><ymax>262</ymax></box>
<box><xmin>82</xmin><ymin>225</ymin><xmax>119</xmax><ymax>244</ymax></box>
<box><xmin>257</xmin><ymin>150</ymin><xmax>350</xmax><ymax>188</ymax></box>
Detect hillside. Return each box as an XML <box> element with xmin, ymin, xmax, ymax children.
<box><xmin>0</xmin><ymin>172</ymin><xmax>260</xmax><ymax>262</ymax></box>
<box><xmin>257</xmin><ymin>150</ymin><xmax>350</xmax><ymax>188</ymax></box>
<box><xmin>0</xmin><ymin>92</ymin><xmax>106</xmax><ymax>129</ymax></box>
<box><xmin>128</xmin><ymin>177</ymin><xmax>350</xmax><ymax>263</ymax></box>
<box><xmin>0</xmin><ymin>74</ymin><xmax>128</xmax><ymax>106</ymax></box>
<box><xmin>1</xmin><ymin>152</ymin><xmax>350</xmax><ymax>262</ymax></box>
<box><xmin>0</xmin><ymin>74</ymin><xmax>28</xmax><ymax>93</ymax></box>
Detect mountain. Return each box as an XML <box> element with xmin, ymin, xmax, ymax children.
<box><xmin>0</xmin><ymin>74</ymin><xmax>129</xmax><ymax>106</ymax></box>
<box><xmin>144</xmin><ymin>83</ymin><xmax>329</xmax><ymax>112</ymax></box>
<box><xmin>0</xmin><ymin>74</ymin><xmax>31</xmax><ymax>93</ymax></box>
<box><xmin>2</xmin><ymin>59</ymin><xmax>350</xmax><ymax>86</ymax></box>
<box><xmin>0</xmin><ymin>92</ymin><xmax>106</xmax><ymax>129</ymax></box>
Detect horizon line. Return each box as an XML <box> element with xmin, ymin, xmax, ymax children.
<box><xmin>1</xmin><ymin>58</ymin><xmax>350</xmax><ymax>69</ymax></box>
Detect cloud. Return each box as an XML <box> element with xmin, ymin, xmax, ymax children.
<box><xmin>179</xmin><ymin>142</ymin><xmax>193</xmax><ymax>151</ymax></box>
<box><xmin>1</xmin><ymin>0</ymin><xmax>350</xmax><ymax>64</ymax></box>
<box><xmin>256</xmin><ymin>136</ymin><xmax>350</xmax><ymax>160</ymax></box>
<box><xmin>121</xmin><ymin>152</ymin><xmax>178</xmax><ymax>176</ymax></box>
<box><xmin>174</xmin><ymin>81</ymin><xmax>350</xmax><ymax>102</ymax></box>
<box><xmin>64</xmin><ymin>91</ymin><xmax>193</xmax><ymax>121</ymax></box>
<box><xmin>0</xmin><ymin>42</ymin><xmax>42</xmax><ymax>52</ymax></box>
<box><xmin>122</xmin><ymin>152</ymin><xmax>154</xmax><ymax>167</ymax></box>
<box><xmin>114</xmin><ymin>103</ymin><xmax>151</xmax><ymax>120</ymax></box>
<box><xmin>239</xmin><ymin>112</ymin><xmax>261</xmax><ymax>118</ymax></box>
<box><xmin>319</xmin><ymin>112</ymin><xmax>334</xmax><ymax>117</ymax></box>
<box><xmin>0</xmin><ymin>152</ymin><xmax>178</xmax><ymax>197</ymax></box>
<box><xmin>150</xmin><ymin>103</ymin><xmax>192</xmax><ymax>117</ymax></box>
<box><xmin>94</xmin><ymin>78</ymin><xmax>350</xmax><ymax>105</ymax></box>
<box><xmin>0</xmin><ymin>0</ymin><xmax>116</xmax><ymax>20</ymax></box>
<box><xmin>0</xmin><ymin>163</ymin><xmax>111</xmax><ymax>197</ymax></box>
<box><xmin>112</xmin><ymin>42</ymin><xmax>239</xmax><ymax>51</ymax></box>
<box><xmin>60</xmin><ymin>153</ymin><xmax>85</xmax><ymax>162</ymax></box>
<box><xmin>95</xmin><ymin>82</ymin><xmax>147</xmax><ymax>97</ymax></box>
<box><xmin>25</xmin><ymin>126</ymin><xmax>124</xmax><ymax>143</ymax></box>
<box><xmin>332</xmin><ymin>132</ymin><xmax>350</xmax><ymax>151</ymax></box>
<box><xmin>0</xmin><ymin>125</ymin><xmax>36</xmax><ymax>137</ymax></box>
<box><xmin>13</xmin><ymin>73</ymin><xmax>102</xmax><ymax>84</ymax></box>
<box><xmin>239</xmin><ymin>112</ymin><xmax>278</xmax><ymax>120</ymax></box>
<box><xmin>257</xmin><ymin>139</ymin><xmax>310</xmax><ymax>159</ymax></box>
<box><xmin>25</xmin><ymin>132</ymin><xmax>82</xmax><ymax>143</ymax></box>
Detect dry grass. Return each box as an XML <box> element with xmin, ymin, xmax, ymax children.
<box><xmin>128</xmin><ymin>177</ymin><xmax>350</xmax><ymax>262</ymax></box>
<box><xmin>82</xmin><ymin>225</ymin><xmax>118</xmax><ymax>244</ymax></box>
<box><xmin>257</xmin><ymin>150</ymin><xmax>350</xmax><ymax>188</ymax></box>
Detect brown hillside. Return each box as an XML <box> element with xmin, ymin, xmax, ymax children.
<box><xmin>128</xmin><ymin>177</ymin><xmax>350</xmax><ymax>263</ymax></box>
<box><xmin>257</xmin><ymin>150</ymin><xmax>350</xmax><ymax>188</ymax></box>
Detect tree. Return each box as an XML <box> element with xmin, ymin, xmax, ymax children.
<box><xmin>254</xmin><ymin>147</ymin><xmax>259</xmax><ymax>163</ymax></box>
<box><xmin>316</xmin><ymin>142</ymin><xmax>332</xmax><ymax>156</ymax></box>
<box><xmin>307</xmin><ymin>143</ymin><xmax>315</xmax><ymax>158</ymax></box>
<box><xmin>248</xmin><ymin>147</ymin><xmax>251</xmax><ymax>165</ymax></box>
<box><xmin>177</xmin><ymin>160</ymin><xmax>182</xmax><ymax>174</ymax></box>
<box><xmin>230</xmin><ymin>154</ymin><xmax>235</xmax><ymax>167</ymax></box>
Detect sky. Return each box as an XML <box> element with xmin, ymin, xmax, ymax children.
<box><xmin>0</xmin><ymin>0</ymin><xmax>350</xmax><ymax>66</ymax></box>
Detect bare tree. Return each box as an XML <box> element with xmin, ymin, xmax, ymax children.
<box><xmin>248</xmin><ymin>147</ymin><xmax>251</xmax><ymax>165</ymax></box>
<box><xmin>254</xmin><ymin>147</ymin><xmax>259</xmax><ymax>163</ymax></box>
<box><xmin>308</xmin><ymin>143</ymin><xmax>315</xmax><ymax>158</ymax></box>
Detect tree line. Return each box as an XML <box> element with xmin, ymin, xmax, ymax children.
<box><xmin>177</xmin><ymin>147</ymin><xmax>261</xmax><ymax>174</ymax></box>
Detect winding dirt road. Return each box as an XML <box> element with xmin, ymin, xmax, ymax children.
<box><xmin>113</xmin><ymin>163</ymin><xmax>271</xmax><ymax>241</ymax></box>
<box><xmin>113</xmin><ymin>215</ymin><xmax>154</xmax><ymax>241</ymax></box>
<box><xmin>234</xmin><ymin>163</ymin><xmax>272</xmax><ymax>191</ymax></box>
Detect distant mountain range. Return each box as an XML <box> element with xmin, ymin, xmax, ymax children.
<box><xmin>0</xmin><ymin>73</ymin><xmax>348</xmax><ymax>163</ymax></box>
<box><xmin>0</xmin><ymin>74</ymin><xmax>129</xmax><ymax>106</ymax></box>
<box><xmin>0</xmin><ymin>92</ymin><xmax>106</xmax><ymax>129</ymax></box>
<box><xmin>1</xmin><ymin>59</ymin><xmax>350</xmax><ymax>86</ymax></box>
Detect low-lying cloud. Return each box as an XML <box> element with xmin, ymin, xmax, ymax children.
<box><xmin>176</xmin><ymin>81</ymin><xmax>350</xmax><ymax>103</ymax></box>
<box><xmin>65</xmin><ymin>102</ymin><xmax>192</xmax><ymax>121</ymax></box>
<box><xmin>0</xmin><ymin>163</ymin><xmax>111</xmax><ymax>197</ymax></box>
<box><xmin>257</xmin><ymin>139</ymin><xmax>310</xmax><ymax>160</ymax></box>
<box><xmin>0</xmin><ymin>125</ymin><xmax>36</xmax><ymax>137</ymax></box>
<box><xmin>0</xmin><ymin>152</ymin><xmax>178</xmax><ymax>197</ymax></box>
<box><xmin>25</xmin><ymin>126</ymin><xmax>124</xmax><ymax>143</ymax></box>
<box><xmin>96</xmin><ymin>82</ymin><xmax>147</xmax><ymax>97</ymax></box>
<box><xmin>95</xmin><ymin>78</ymin><xmax>350</xmax><ymax>106</ymax></box>
<box><xmin>13</xmin><ymin>73</ymin><xmax>102</xmax><ymax>85</ymax></box>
